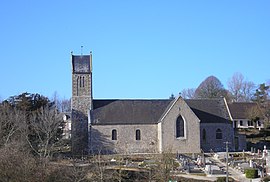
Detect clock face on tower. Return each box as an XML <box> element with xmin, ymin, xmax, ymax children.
<box><xmin>72</xmin><ymin>56</ymin><xmax>90</xmax><ymax>73</ymax></box>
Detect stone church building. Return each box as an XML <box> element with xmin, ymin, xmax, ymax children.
<box><xmin>71</xmin><ymin>53</ymin><xmax>245</xmax><ymax>155</ymax></box>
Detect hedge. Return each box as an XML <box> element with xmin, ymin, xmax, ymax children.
<box><xmin>245</xmin><ymin>168</ymin><xmax>258</xmax><ymax>179</ymax></box>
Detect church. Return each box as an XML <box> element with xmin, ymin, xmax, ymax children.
<box><xmin>71</xmin><ymin>53</ymin><xmax>246</xmax><ymax>155</ymax></box>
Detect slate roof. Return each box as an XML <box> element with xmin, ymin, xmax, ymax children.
<box><xmin>92</xmin><ymin>98</ymin><xmax>231</xmax><ymax>125</ymax></box>
<box><xmin>72</xmin><ymin>55</ymin><xmax>91</xmax><ymax>73</ymax></box>
<box><xmin>185</xmin><ymin>98</ymin><xmax>231</xmax><ymax>123</ymax></box>
<box><xmin>92</xmin><ymin>99</ymin><xmax>173</xmax><ymax>125</ymax></box>
<box><xmin>228</xmin><ymin>102</ymin><xmax>261</xmax><ymax>119</ymax></box>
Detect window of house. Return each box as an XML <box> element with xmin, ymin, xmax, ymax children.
<box><xmin>82</xmin><ymin>76</ymin><xmax>85</xmax><ymax>87</ymax></box>
<box><xmin>248</xmin><ymin>120</ymin><xmax>251</xmax><ymax>126</ymax></box>
<box><xmin>79</xmin><ymin>76</ymin><xmax>82</xmax><ymax>87</ymax></box>
<box><xmin>240</xmin><ymin>120</ymin><xmax>243</xmax><ymax>126</ymax></box>
<box><xmin>176</xmin><ymin>115</ymin><xmax>185</xmax><ymax>138</ymax></box>
<box><xmin>216</xmin><ymin>129</ymin><xmax>222</xmax><ymax>139</ymax></box>
<box><xmin>258</xmin><ymin>121</ymin><xmax>261</xmax><ymax>127</ymax></box>
<box><xmin>202</xmin><ymin>129</ymin><xmax>206</xmax><ymax>141</ymax></box>
<box><xmin>233</xmin><ymin>120</ymin><xmax>237</xmax><ymax>128</ymax></box>
<box><xmin>112</xmin><ymin>129</ymin><xmax>117</xmax><ymax>140</ymax></box>
<box><xmin>136</xmin><ymin>129</ymin><xmax>141</xmax><ymax>140</ymax></box>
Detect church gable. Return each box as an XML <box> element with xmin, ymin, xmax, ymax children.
<box><xmin>158</xmin><ymin>97</ymin><xmax>201</xmax><ymax>153</ymax></box>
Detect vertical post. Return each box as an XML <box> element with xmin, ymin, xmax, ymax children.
<box><xmin>81</xmin><ymin>46</ymin><xmax>83</xmax><ymax>56</ymax></box>
<box><xmin>226</xmin><ymin>141</ymin><xmax>229</xmax><ymax>182</ymax></box>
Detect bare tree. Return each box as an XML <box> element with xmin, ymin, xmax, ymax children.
<box><xmin>60</xmin><ymin>98</ymin><xmax>71</xmax><ymax>112</ymax></box>
<box><xmin>51</xmin><ymin>91</ymin><xmax>71</xmax><ymax>112</ymax></box>
<box><xmin>242</xmin><ymin>81</ymin><xmax>256</xmax><ymax>102</ymax></box>
<box><xmin>181</xmin><ymin>88</ymin><xmax>196</xmax><ymax>99</ymax></box>
<box><xmin>0</xmin><ymin>142</ymin><xmax>43</xmax><ymax>182</ymax></box>
<box><xmin>89</xmin><ymin>151</ymin><xmax>112</xmax><ymax>182</ymax></box>
<box><xmin>227</xmin><ymin>72</ymin><xmax>244</xmax><ymax>102</ymax></box>
<box><xmin>195</xmin><ymin>76</ymin><xmax>228</xmax><ymax>99</ymax></box>
<box><xmin>149</xmin><ymin>151</ymin><xmax>176</xmax><ymax>181</ymax></box>
<box><xmin>227</xmin><ymin>73</ymin><xmax>255</xmax><ymax>102</ymax></box>
<box><xmin>0</xmin><ymin>103</ymin><xmax>24</xmax><ymax>147</ymax></box>
<box><xmin>25</xmin><ymin>106</ymin><xmax>64</xmax><ymax>158</ymax></box>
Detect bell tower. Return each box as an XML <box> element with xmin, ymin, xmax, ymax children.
<box><xmin>71</xmin><ymin>51</ymin><xmax>93</xmax><ymax>155</ymax></box>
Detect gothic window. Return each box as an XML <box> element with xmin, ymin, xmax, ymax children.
<box><xmin>79</xmin><ymin>76</ymin><xmax>82</xmax><ymax>87</ymax></box>
<box><xmin>176</xmin><ymin>115</ymin><xmax>185</xmax><ymax>138</ymax></box>
<box><xmin>82</xmin><ymin>76</ymin><xmax>85</xmax><ymax>87</ymax></box>
<box><xmin>216</xmin><ymin>129</ymin><xmax>222</xmax><ymax>139</ymax></box>
<box><xmin>136</xmin><ymin>129</ymin><xmax>141</xmax><ymax>140</ymax></box>
<box><xmin>112</xmin><ymin>129</ymin><xmax>117</xmax><ymax>140</ymax></box>
<box><xmin>202</xmin><ymin>129</ymin><xmax>206</xmax><ymax>141</ymax></box>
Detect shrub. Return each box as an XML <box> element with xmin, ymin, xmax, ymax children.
<box><xmin>216</xmin><ymin>177</ymin><xmax>235</xmax><ymax>182</ymax></box>
<box><xmin>245</xmin><ymin>168</ymin><xmax>258</xmax><ymax>179</ymax></box>
<box><xmin>262</xmin><ymin>176</ymin><xmax>270</xmax><ymax>182</ymax></box>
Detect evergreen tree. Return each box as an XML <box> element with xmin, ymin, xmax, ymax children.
<box><xmin>253</xmin><ymin>83</ymin><xmax>270</xmax><ymax>123</ymax></box>
<box><xmin>253</xmin><ymin>83</ymin><xmax>269</xmax><ymax>106</ymax></box>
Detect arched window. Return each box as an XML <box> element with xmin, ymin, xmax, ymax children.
<box><xmin>82</xmin><ymin>76</ymin><xmax>85</xmax><ymax>87</ymax></box>
<box><xmin>136</xmin><ymin>129</ymin><xmax>141</xmax><ymax>140</ymax></box>
<box><xmin>76</xmin><ymin>76</ymin><xmax>79</xmax><ymax>96</ymax></box>
<box><xmin>79</xmin><ymin>76</ymin><xmax>82</xmax><ymax>87</ymax></box>
<box><xmin>176</xmin><ymin>115</ymin><xmax>185</xmax><ymax>138</ymax></box>
<box><xmin>216</xmin><ymin>129</ymin><xmax>222</xmax><ymax>139</ymax></box>
<box><xmin>202</xmin><ymin>129</ymin><xmax>206</xmax><ymax>141</ymax></box>
<box><xmin>112</xmin><ymin>129</ymin><xmax>117</xmax><ymax>140</ymax></box>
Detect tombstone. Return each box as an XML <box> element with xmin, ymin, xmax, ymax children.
<box><xmin>263</xmin><ymin>145</ymin><xmax>267</xmax><ymax>159</ymax></box>
<box><xmin>266</xmin><ymin>152</ymin><xmax>270</xmax><ymax>175</ymax></box>
<box><xmin>249</xmin><ymin>160</ymin><xmax>253</xmax><ymax>168</ymax></box>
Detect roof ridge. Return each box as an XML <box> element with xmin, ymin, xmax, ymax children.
<box><xmin>93</xmin><ymin>99</ymin><xmax>171</xmax><ymax>101</ymax></box>
<box><xmin>185</xmin><ymin>98</ymin><xmax>223</xmax><ymax>101</ymax></box>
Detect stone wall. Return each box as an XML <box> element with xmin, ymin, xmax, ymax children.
<box><xmin>71</xmin><ymin>73</ymin><xmax>92</xmax><ymax>155</ymax></box>
<box><xmin>160</xmin><ymin>97</ymin><xmax>201</xmax><ymax>153</ymax></box>
<box><xmin>90</xmin><ymin>124</ymin><xmax>158</xmax><ymax>154</ymax></box>
<box><xmin>72</xmin><ymin>74</ymin><xmax>92</xmax><ymax>98</ymax></box>
<box><xmin>200</xmin><ymin>123</ymin><xmax>235</xmax><ymax>152</ymax></box>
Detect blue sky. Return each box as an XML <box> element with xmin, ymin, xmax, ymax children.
<box><xmin>0</xmin><ymin>0</ymin><xmax>269</xmax><ymax>100</ymax></box>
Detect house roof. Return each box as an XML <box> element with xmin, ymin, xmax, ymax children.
<box><xmin>92</xmin><ymin>98</ymin><xmax>231</xmax><ymax>125</ymax></box>
<box><xmin>228</xmin><ymin>102</ymin><xmax>261</xmax><ymax>119</ymax></box>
